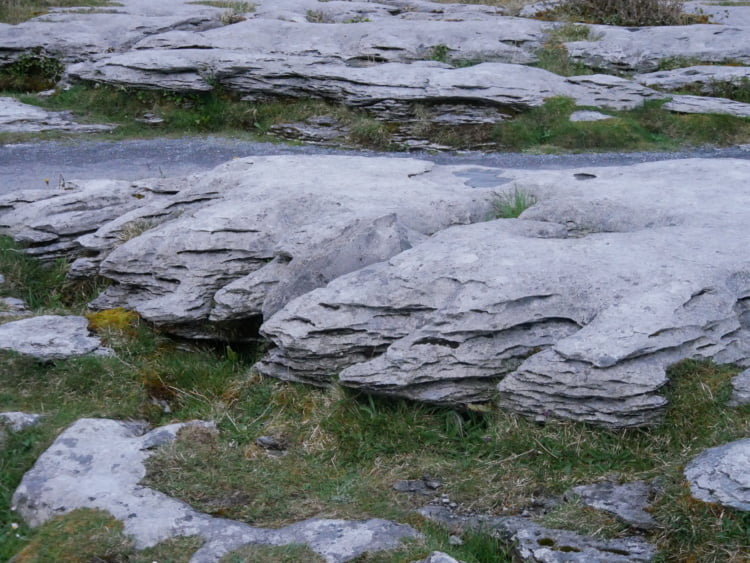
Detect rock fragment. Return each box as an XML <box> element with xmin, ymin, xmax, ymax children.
<box><xmin>0</xmin><ymin>97</ymin><xmax>112</xmax><ymax>134</ymax></box>
<box><xmin>685</xmin><ymin>438</ymin><xmax>750</xmax><ymax>511</ymax></box>
<box><xmin>727</xmin><ymin>368</ymin><xmax>750</xmax><ymax>407</ymax></box>
<box><xmin>565</xmin><ymin>480</ymin><xmax>658</xmax><ymax>530</ymax></box>
<box><xmin>0</xmin><ymin>315</ymin><xmax>111</xmax><ymax>360</ymax></box>
<box><xmin>0</xmin><ymin>412</ymin><xmax>42</xmax><ymax>432</ymax></box>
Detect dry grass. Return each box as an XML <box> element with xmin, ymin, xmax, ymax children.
<box><xmin>0</xmin><ymin>0</ymin><xmax>117</xmax><ymax>24</ymax></box>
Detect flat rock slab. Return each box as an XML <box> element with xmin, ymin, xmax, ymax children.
<box><xmin>0</xmin><ymin>315</ymin><xmax>111</xmax><ymax>360</ymax></box>
<box><xmin>418</xmin><ymin>505</ymin><xmax>656</xmax><ymax>562</ymax></box>
<box><xmin>566</xmin><ymin>481</ymin><xmax>657</xmax><ymax>530</ymax></box>
<box><xmin>685</xmin><ymin>438</ymin><xmax>750</xmax><ymax>511</ymax></box>
<box><xmin>635</xmin><ymin>65</ymin><xmax>750</xmax><ymax>94</ymax></box>
<box><xmin>259</xmin><ymin>158</ymin><xmax>750</xmax><ymax>427</ymax></box>
<box><xmin>12</xmin><ymin>418</ymin><xmax>420</xmax><ymax>562</ymax></box>
<box><xmin>0</xmin><ymin>97</ymin><xmax>112</xmax><ymax>134</ymax></box>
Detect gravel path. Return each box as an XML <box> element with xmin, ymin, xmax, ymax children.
<box><xmin>2</xmin><ymin>137</ymin><xmax>750</xmax><ymax>194</ymax></box>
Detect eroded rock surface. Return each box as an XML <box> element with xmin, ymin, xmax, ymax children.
<box><xmin>728</xmin><ymin>368</ymin><xmax>750</xmax><ymax>407</ymax></box>
<box><xmin>685</xmin><ymin>438</ymin><xmax>750</xmax><ymax>511</ymax></box>
<box><xmin>0</xmin><ymin>97</ymin><xmax>112</xmax><ymax>134</ymax></box>
<box><xmin>0</xmin><ymin>411</ymin><xmax>42</xmax><ymax>432</ymax></box>
<box><xmin>0</xmin><ymin>155</ymin><xmax>499</xmax><ymax>339</ymax></box>
<box><xmin>12</xmin><ymin>418</ymin><xmax>420</xmax><ymax>562</ymax></box>
<box><xmin>0</xmin><ymin>315</ymin><xmax>111</xmax><ymax>360</ymax></box>
<box><xmin>418</xmin><ymin>505</ymin><xmax>656</xmax><ymax>563</ymax></box>
<box><xmin>259</xmin><ymin>158</ymin><xmax>750</xmax><ymax>426</ymax></box>
<box><xmin>566</xmin><ymin>480</ymin><xmax>658</xmax><ymax>530</ymax></box>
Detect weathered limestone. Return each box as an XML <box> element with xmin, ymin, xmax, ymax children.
<box><xmin>419</xmin><ymin>505</ymin><xmax>656</xmax><ymax>562</ymax></box>
<box><xmin>0</xmin><ymin>176</ymin><xmax>174</xmax><ymax>262</ymax></box>
<box><xmin>566</xmin><ymin>24</ymin><xmax>750</xmax><ymax>73</ymax></box>
<box><xmin>12</xmin><ymin>418</ymin><xmax>420</xmax><ymax>562</ymax></box>
<box><xmin>259</xmin><ymin>159</ymin><xmax>750</xmax><ymax>426</ymax></box>
<box><xmin>0</xmin><ymin>97</ymin><xmax>112</xmax><ymax>134</ymax></box>
<box><xmin>635</xmin><ymin>65</ymin><xmax>750</xmax><ymax>94</ymax></box>
<box><xmin>0</xmin><ymin>412</ymin><xmax>42</xmax><ymax>432</ymax></box>
<box><xmin>0</xmin><ymin>315</ymin><xmax>111</xmax><ymax>360</ymax></box>
<box><xmin>685</xmin><ymin>438</ymin><xmax>750</xmax><ymax>511</ymax></box>
<box><xmin>566</xmin><ymin>481</ymin><xmax>658</xmax><ymax>530</ymax></box>
<box><xmin>664</xmin><ymin>94</ymin><xmax>750</xmax><ymax>118</ymax></box>
<box><xmin>727</xmin><ymin>368</ymin><xmax>750</xmax><ymax>407</ymax></box>
<box><xmin>70</xmin><ymin>156</ymin><xmax>499</xmax><ymax>338</ymax></box>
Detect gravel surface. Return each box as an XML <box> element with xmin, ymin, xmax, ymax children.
<box><xmin>2</xmin><ymin>137</ymin><xmax>750</xmax><ymax>194</ymax></box>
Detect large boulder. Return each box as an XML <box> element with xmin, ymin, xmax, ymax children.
<box><xmin>12</xmin><ymin>418</ymin><xmax>420</xmax><ymax>562</ymax></box>
<box><xmin>67</xmin><ymin>156</ymin><xmax>500</xmax><ymax>338</ymax></box>
<box><xmin>259</xmin><ymin>158</ymin><xmax>750</xmax><ymax>426</ymax></box>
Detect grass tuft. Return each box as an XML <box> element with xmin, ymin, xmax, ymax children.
<box><xmin>0</xmin><ymin>0</ymin><xmax>116</xmax><ymax>24</ymax></box>
<box><xmin>490</xmin><ymin>187</ymin><xmax>538</xmax><ymax>219</ymax></box>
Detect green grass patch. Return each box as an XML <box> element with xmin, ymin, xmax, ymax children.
<box><xmin>490</xmin><ymin>187</ymin><xmax>538</xmax><ymax>219</ymax></box>
<box><xmin>0</xmin><ymin>0</ymin><xmax>116</xmax><ymax>24</ymax></box>
<box><xmin>491</xmin><ymin>96</ymin><xmax>750</xmax><ymax>152</ymax></box>
<box><xmin>0</xmin><ymin>52</ymin><xmax>64</xmax><ymax>92</ymax></box>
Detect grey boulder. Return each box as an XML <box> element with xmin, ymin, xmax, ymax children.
<box><xmin>0</xmin><ymin>315</ymin><xmax>111</xmax><ymax>360</ymax></box>
<box><xmin>727</xmin><ymin>368</ymin><xmax>750</xmax><ymax>407</ymax></box>
<box><xmin>259</xmin><ymin>158</ymin><xmax>750</xmax><ymax>426</ymax></box>
<box><xmin>12</xmin><ymin>418</ymin><xmax>420</xmax><ymax>562</ymax></box>
<box><xmin>566</xmin><ymin>480</ymin><xmax>658</xmax><ymax>530</ymax></box>
<box><xmin>685</xmin><ymin>438</ymin><xmax>750</xmax><ymax>511</ymax></box>
<box><xmin>78</xmin><ymin>156</ymin><xmax>499</xmax><ymax>338</ymax></box>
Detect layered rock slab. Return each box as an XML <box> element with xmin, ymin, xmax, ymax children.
<box><xmin>259</xmin><ymin>159</ymin><xmax>750</xmax><ymax>427</ymax></box>
<box><xmin>12</xmin><ymin>418</ymin><xmax>419</xmax><ymax>562</ymax></box>
<box><xmin>71</xmin><ymin>156</ymin><xmax>500</xmax><ymax>338</ymax></box>
<box><xmin>0</xmin><ymin>97</ymin><xmax>112</xmax><ymax>134</ymax></box>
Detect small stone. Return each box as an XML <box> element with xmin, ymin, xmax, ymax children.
<box><xmin>255</xmin><ymin>435</ymin><xmax>285</xmax><ymax>450</ymax></box>
<box><xmin>0</xmin><ymin>412</ymin><xmax>42</xmax><ymax>432</ymax></box>
<box><xmin>567</xmin><ymin>480</ymin><xmax>658</xmax><ymax>530</ymax></box>
<box><xmin>685</xmin><ymin>438</ymin><xmax>750</xmax><ymax>511</ymax></box>
<box><xmin>0</xmin><ymin>274</ymin><xmax>4</xmax><ymax>285</ymax></box>
<box><xmin>449</xmin><ymin>502</ymin><xmax>457</xmax><ymax>509</ymax></box>
<box><xmin>448</xmin><ymin>535</ymin><xmax>463</xmax><ymax>546</ymax></box>
<box><xmin>569</xmin><ymin>110</ymin><xmax>613</xmax><ymax>122</ymax></box>
<box><xmin>727</xmin><ymin>368</ymin><xmax>750</xmax><ymax>407</ymax></box>
<box><xmin>0</xmin><ymin>315</ymin><xmax>111</xmax><ymax>360</ymax></box>
<box><xmin>410</xmin><ymin>551</ymin><xmax>462</xmax><ymax>563</ymax></box>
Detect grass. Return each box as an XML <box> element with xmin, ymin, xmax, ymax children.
<box><xmin>0</xmin><ymin>0</ymin><xmax>116</xmax><ymax>24</ymax></box>
<box><xmin>490</xmin><ymin>187</ymin><xmax>537</xmax><ymax>218</ymax></box>
<box><xmin>491</xmin><ymin>96</ymin><xmax>750</xmax><ymax>152</ymax></box>
<box><xmin>189</xmin><ymin>0</ymin><xmax>255</xmax><ymax>25</ymax></box>
<box><xmin>0</xmin><ymin>237</ymin><xmax>749</xmax><ymax>561</ymax></box>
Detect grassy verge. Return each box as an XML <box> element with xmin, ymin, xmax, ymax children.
<box><xmin>1</xmin><ymin>235</ymin><xmax>749</xmax><ymax>561</ymax></box>
<box><xmin>0</xmin><ymin>0</ymin><xmax>117</xmax><ymax>24</ymax></box>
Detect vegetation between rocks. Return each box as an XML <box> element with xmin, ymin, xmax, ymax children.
<box><xmin>1</xmin><ymin>235</ymin><xmax>750</xmax><ymax>561</ymax></box>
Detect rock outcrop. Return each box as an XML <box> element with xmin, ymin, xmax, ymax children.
<box><xmin>12</xmin><ymin>418</ymin><xmax>420</xmax><ymax>562</ymax></box>
<box><xmin>685</xmin><ymin>438</ymin><xmax>750</xmax><ymax>511</ymax></box>
<box><xmin>0</xmin><ymin>315</ymin><xmax>111</xmax><ymax>360</ymax></box>
<box><xmin>259</xmin><ymin>158</ymin><xmax>750</xmax><ymax>426</ymax></box>
<box><xmin>0</xmin><ymin>97</ymin><xmax>112</xmax><ymax>134</ymax></box>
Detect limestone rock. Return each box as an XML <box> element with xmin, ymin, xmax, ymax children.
<box><xmin>0</xmin><ymin>315</ymin><xmax>111</xmax><ymax>360</ymax></box>
<box><xmin>411</xmin><ymin>552</ymin><xmax>463</xmax><ymax>563</ymax></box>
<box><xmin>566</xmin><ymin>24</ymin><xmax>750</xmax><ymax>73</ymax></box>
<box><xmin>685</xmin><ymin>438</ymin><xmax>750</xmax><ymax>511</ymax></box>
<box><xmin>727</xmin><ymin>368</ymin><xmax>750</xmax><ymax>407</ymax></box>
<box><xmin>569</xmin><ymin>110</ymin><xmax>612</xmax><ymax>122</ymax></box>
<box><xmin>0</xmin><ymin>412</ymin><xmax>42</xmax><ymax>432</ymax></box>
<box><xmin>499</xmin><ymin>517</ymin><xmax>656</xmax><ymax>562</ymax></box>
<box><xmin>664</xmin><ymin>94</ymin><xmax>750</xmax><ymax>118</ymax></box>
<box><xmin>13</xmin><ymin>418</ymin><xmax>420</xmax><ymax>562</ymax></box>
<box><xmin>566</xmin><ymin>480</ymin><xmax>658</xmax><ymax>530</ymax></box>
<box><xmin>0</xmin><ymin>97</ymin><xmax>112</xmax><ymax>134</ymax></box>
<box><xmin>635</xmin><ymin>65</ymin><xmax>750</xmax><ymax>94</ymax></box>
<box><xmin>259</xmin><ymin>159</ymin><xmax>750</xmax><ymax>426</ymax></box>
<box><xmin>0</xmin><ymin>296</ymin><xmax>30</xmax><ymax>318</ymax></box>
<box><xmin>0</xmin><ymin>177</ymin><xmax>172</xmax><ymax>262</ymax></box>
<box><xmin>75</xmin><ymin>156</ymin><xmax>499</xmax><ymax>338</ymax></box>
<box><xmin>418</xmin><ymin>506</ymin><xmax>656</xmax><ymax>562</ymax></box>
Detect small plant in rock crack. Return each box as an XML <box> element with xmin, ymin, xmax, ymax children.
<box><xmin>490</xmin><ymin>187</ymin><xmax>538</xmax><ymax>219</ymax></box>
